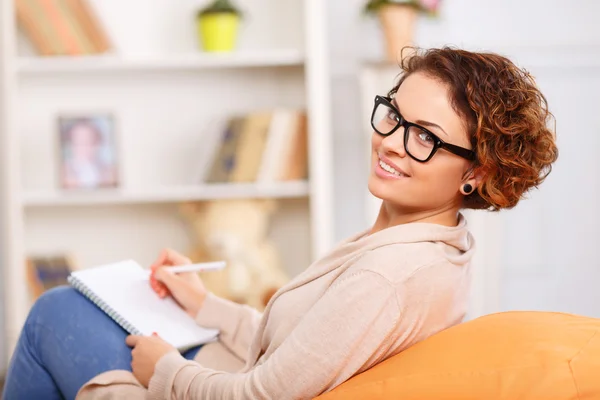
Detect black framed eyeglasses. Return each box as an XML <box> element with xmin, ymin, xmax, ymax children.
<box><xmin>371</xmin><ymin>95</ymin><xmax>476</xmax><ymax>162</ymax></box>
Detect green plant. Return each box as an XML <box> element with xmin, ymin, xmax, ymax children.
<box><xmin>364</xmin><ymin>0</ymin><xmax>441</xmax><ymax>15</ymax></box>
<box><xmin>197</xmin><ymin>0</ymin><xmax>242</xmax><ymax>17</ymax></box>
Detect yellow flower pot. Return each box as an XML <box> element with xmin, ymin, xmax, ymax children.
<box><xmin>197</xmin><ymin>13</ymin><xmax>240</xmax><ymax>52</ymax></box>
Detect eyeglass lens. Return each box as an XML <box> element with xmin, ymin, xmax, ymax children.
<box><xmin>372</xmin><ymin>102</ymin><xmax>436</xmax><ymax>162</ymax></box>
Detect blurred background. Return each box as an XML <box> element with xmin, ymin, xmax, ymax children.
<box><xmin>1</xmin><ymin>0</ymin><xmax>599</xmax><ymax>375</ymax></box>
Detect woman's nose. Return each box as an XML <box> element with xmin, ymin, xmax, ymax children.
<box><xmin>380</xmin><ymin>127</ymin><xmax>407</xmax><ymax>157</ymax></box>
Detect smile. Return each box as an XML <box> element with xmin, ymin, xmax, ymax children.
<box><xmin>378</xmin><ymin>159</ymin><xmax>406</xmax><ymax>177</ymax></box>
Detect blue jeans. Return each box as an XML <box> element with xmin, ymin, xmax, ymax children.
<box><xmin>2</xmin><ymin>286</ymin><xmax>202</xmax><ymax>400</ymax></box>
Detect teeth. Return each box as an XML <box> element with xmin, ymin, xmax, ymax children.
<box><xmin>379</xmin><ymin>159</ymin><xmax>404</xmax><ymax>176</ymax></box>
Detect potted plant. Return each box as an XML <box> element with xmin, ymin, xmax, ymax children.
<box><xmin>364</xmin><ymin>0</ymin><xmax>441</xmax><ymax>62</ymax></box>
<box><xmin>196</xmin><ymin>0</ymin><xmax>243</xmax><ymax>52</ymax></box>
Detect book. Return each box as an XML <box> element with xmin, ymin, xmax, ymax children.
<box><xmin>256</xmin><ymin>110</ymin><xmax>308</xmax><ymax>182</ymax></box>
<box><xmin>255</xmin><ymin>109</ymin><xmax>296</xmax><ymax>183</ymax></box>
<box><xmin>16</xmin><ymin>0</ymin><xmax>112</xmax><ymax>56</ymax></box>
<box><xmin>57</xmin><ymin>0</ymin><xmax>96</xmax><ymax>54</ymax></box>
<box><xmin>280</xmin><ymin>111</ymin><xmax>308</xmax><ymax>181</ymax></box>
<box><xmin>67</xmin><ymin>260</ymin><xmax>219</xmax><ymax>351</ymax></box>
<box><xmin>205</xmin><ymin>116</ymin><xmax>246</xmax><ymax>183</ymax></box>
<box><xmin>66</xmin><ymin>0</ymin><xmax>112</xmax><ymax>53</ymax></box>
<box><xmin>15</xmin><ymin>0</ymin><xmax>53</xmax><ymax>55</ymax></box>
<box><xmin>229</xmin><ymin>111</ymin><xmax>272</xmax><ymax>182</ymax></box>
<box><xmin>38</xmin><ymin>0</ymin><xmax>83</xmax><ymax>55</ymax></box>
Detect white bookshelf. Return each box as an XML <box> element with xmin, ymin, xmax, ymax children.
<box><xmin>22</xmin><ymin>181</ymin><xmax>310</xmax><ymax>207</ymax></box>
<box><xmin>0</xmin><ymin>0</ymin><xmax>334</xmax><ymax>364</ymax></box>
<box><xmin>17</xmin><ymin>49</ymin><xmax>305</xmax><ymax>73</ymax></box>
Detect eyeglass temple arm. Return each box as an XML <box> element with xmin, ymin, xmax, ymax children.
<box><xmin>442</xmin><ymin>143</ymin><xmax>476</xmax><ymax>160</ymax></box>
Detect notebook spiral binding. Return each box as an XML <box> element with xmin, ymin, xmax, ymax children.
<box><xmin>68</xmin><ymin>275</ymin><xmax>143</xmax><ymax>336</ymax></box>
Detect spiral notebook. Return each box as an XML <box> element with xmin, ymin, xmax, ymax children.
<box><xmin>67</xmin><ymin>259</ymin><xmax>219</xmax><ymax>351</ymax></box>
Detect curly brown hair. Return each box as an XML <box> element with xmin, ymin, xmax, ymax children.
<box><xmin>389</xmin><ymin>47</ymin><xmax>559</xmax><ymax>211</ymax></box>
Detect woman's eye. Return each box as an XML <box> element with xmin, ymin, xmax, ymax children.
<box><xmin>386</xmin><ymin>111</ymin><xmax>400</xmax><ymax>123</ymax></box>
<box><xmin>418</xmin><ymin>131</ymin><xmax>434</xmax><ymax>143</ymax></box>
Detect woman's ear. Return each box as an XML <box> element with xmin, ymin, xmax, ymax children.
<box><xmin>460</xmin><ymin>167</ymin><xmax>483</xmax><ymax>195</ymax></box>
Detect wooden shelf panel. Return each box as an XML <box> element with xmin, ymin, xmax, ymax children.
<box><xmin>22</xmin><ymin>181</ymin><xmax>310</xmax><ymax>206</ymax></box>
<box><xmin>17</xmin><ymin>49</ymin><xmax>305</xmax><ymax>74</ymax></box>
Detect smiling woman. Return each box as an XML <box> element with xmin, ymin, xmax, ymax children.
<box><xmin>368</xmin><ymin>47</ymin><xmax>558</xmax><ymax>233</ymax></box>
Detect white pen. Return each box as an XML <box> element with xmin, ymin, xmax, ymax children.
<box><xmin>145</xmin><ymin>261</ymin><xmax>226</xmax><ymax>279</ymax></box>
<box><xmin>166</xmin><ymin>261</ymin><xmax>226</xmax><ymax>274</ymax></box>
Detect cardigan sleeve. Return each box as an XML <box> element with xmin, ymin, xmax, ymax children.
<box><xmin>194</xmin><ymin>292</ymin><xmax>263</xmax><ymax>362</ymax></box>
<box><xmin>148</xmin><ymin>269</ymin><xmax>402</xmax><ymax>400</ymax></box>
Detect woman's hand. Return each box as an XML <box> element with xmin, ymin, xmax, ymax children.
<box><xmin>149</xmin><ymin>248</ymin><xmax>208</xmax><ymax>317</ymax></box>
<box><xmin>126</xmin><ymin>333</ymin><xmax>176</xmax><ymax>388</ymax></box>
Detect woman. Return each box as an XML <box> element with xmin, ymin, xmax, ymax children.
<box><xmin>2</xmin><ymin>47</ymin><xmax>558</xmax><ymax>399</ymax></box>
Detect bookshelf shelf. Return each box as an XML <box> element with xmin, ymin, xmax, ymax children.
<box><xmin>22</xmin><ymin>181</ymin><xmax>310</xmax><ymax>207</ymax></box>
<box><xmin>17</xmin><ymin>50</ymin><xmax>305</xmax><ymax>74</ymax></box>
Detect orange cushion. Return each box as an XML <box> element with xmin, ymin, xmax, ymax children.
<box><xmin>316</xmin><ymin>311</ymin><xmax>600</xmax><ymax>400</ymax></box>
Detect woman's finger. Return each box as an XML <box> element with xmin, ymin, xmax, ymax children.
<box><xmin>125</xmin><ymin>335</ymin><xmax>141</xmax><ymax>347</ymax></box>
<box><xmin>162</xmin><ymin>248</ymin><xmax>191</xmax><ymax>266</ymax></box>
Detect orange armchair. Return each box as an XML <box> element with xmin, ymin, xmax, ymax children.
<box><xmin>316</xmin><ymin>311</ymin><xmax>600</xmax><ymax>399</ymax></box>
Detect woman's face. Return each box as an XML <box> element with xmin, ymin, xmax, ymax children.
<box><xmin>70</xmin><ymin>123</ymin><xmax>100</xmax><ymax>161</ymax></box>
<box><xmin>368</xmin><ymin>72</ymin><xmax>474</xmax><ymax>213</ymax></box>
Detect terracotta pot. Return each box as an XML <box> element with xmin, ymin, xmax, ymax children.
<box><xmin>377</xmin><ymin>4</ymin><xmax>417</xmax><ymax>63</ymax></box>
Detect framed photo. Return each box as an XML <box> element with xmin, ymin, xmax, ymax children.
<box><xmin>58</xmin><ymin>114</ymin><xmax>119</xmax><ymax>189</ymax></box>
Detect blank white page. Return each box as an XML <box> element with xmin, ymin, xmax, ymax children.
<box><xmin>69</xmin><ymin>260</ymin><xmax>219</xmax><ymax>351</ymax></box>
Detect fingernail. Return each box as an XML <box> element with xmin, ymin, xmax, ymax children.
<box><xmin>152</xmin><ymin>332</ymin><xmax>157</xmax><ymax>336</ymax></box>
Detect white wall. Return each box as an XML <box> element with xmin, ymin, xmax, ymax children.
<box><xmin>327</xmin><ymin>0</ymin><xmax>600</xmax><ymax>317</ymax></box>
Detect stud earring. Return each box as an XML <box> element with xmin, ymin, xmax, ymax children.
<box><xmin>463</xmin><ymin>183</ymin><xmax>473</xmax><ymax>194</ymax></box>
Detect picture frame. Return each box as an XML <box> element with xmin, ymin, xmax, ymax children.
<box><xmin>26</xmin><ymin>254</ymin><xmax>77</xmax><ymax>300</ymax></box>
<box><xmin>57</xmin><ymin>114</ymin><xmax>120</xmax><ymax>190</ymax></box>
